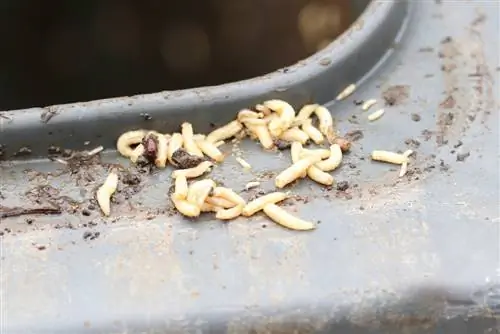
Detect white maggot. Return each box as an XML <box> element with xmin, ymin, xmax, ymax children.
<box><xmin>301</xmin><ymin>119</ymin><xmax>324</xmax><ymax>144</ymax></box>
<box><xmin>279</xmin><ymin>127</ymin><xmax>310</xmax><ymax>144</ymax></box>
<box><xmin>172</xmin><ymin>161</ymin><xmax>214</xmax><ymax>179</ymax></box>
<box><xmin>212</xmin><ymin>187</ymin><xmax>246</xmax><ymax>206</ymax></box>
<box><xmin>275</xmin><ymin>155</ymin><xmax>322</xmax><ymax>188</ymax></box>
<box><xmin>129</xmin><ymin>144</ymin><xmax>145</xmax><ymax>163</ymax></box>
<box><xmin>194</xmin><ymin>135</ymin><xmax>225</xmax><ymax>162</ymax></box>
<box><xmin>181</xmin><ymin>122</ymin><xmax>204</xmax><ymax>157</ymax></box>
<box><xmin>371</xmin><ymin>150</ymin><xmax>409</xmax><ymax>165</ymax></box>
<box><xmin>206</xmin><ymin>120</ymin><xmax>244</xmax><ymax>143</ymax></box>
<box><xmin>263</xmin><ymin>204</ymin><xmax>316</xmax><ymax>231</ymax></box>
<box><xmin>171</xmin><ymin>193</ymin><xmax>201</xmax><ymax>218</ymax></box>
<box><xmin>96</xmin><ymin>170</ymin><xmax>119</xmax><ymax>216</ymax></box>
<box><xmin>174</xmin><ymin>175</ymin><xmax>189</xmax><ymax>199</ymax></box>
<box><xmin>215</xmin><ymin>204</ymin><xmax>244</xmax><ymax>220</ymax></box>
<box><xmin>294</xmin><ymin>104</ymin><xmax>319</xmax><ymax>125</ymax></box>
<box><xmin>263</xmin><ymin>99</ymin><xmax>296</xmax><ymax>136</ymax></box>
<box><xmin>187</xmin><ymin>179</ymin><xmax>216</xmax><ymax>208</ymax></box>
<box><xmin>168</xmin><ymin>133</ymin><xmax>184</xmax><ymax>164</ymax></box>
<box><xmin>315</xmin><ymin>144</ymin><xmax>343</xmax><ymax>172</ymax></box>
<box><xmin>242</xmin><ymin>192</ymin><xmax>288</xmax><ymax>217</ymax></box>
<box><xmin>314</xmin><ymin>106</ymin><xmax>334</xmax><ymax>138</ymax></box>
<box><xmin>154</xmin><ymin>132</ymin><xmax>169</xmax><ymax>168</ymax></box>
<box><xmin>116</xmin><ymin>130</ymin><xmax>147</xmax><ymax>158</ymax></box>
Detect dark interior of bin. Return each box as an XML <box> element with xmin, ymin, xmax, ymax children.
<box><xmin>0</xmin><ymin>0</ymin><xmax>369</xmax><ymax>110</ymax></box>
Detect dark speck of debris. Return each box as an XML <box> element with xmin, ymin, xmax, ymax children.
<box><xmin>418</xmin><ymin>47</ymin><xmax>434</xmax><ymax>52</ymax></box>
<box><xmin>453</xmin><ymin>140</ymin><xmax>463</xmax><ymax>148</ymax></box>
<box><xmin>353</xmin><ymin>100</ymin><xmax>364</xmax><ymax>106</ymax></box>
<box><xmin>48</xmin><ymin>146</ymin><xmax>62</xmax><ymax>155</ymax></box>
<box><xmin>83</xmin><ymin>231</ymin><xmax>100</xmax><ymax>240</ymax></box>
<box><xmin>121</xmin><ymin>172</ymin><xmax>141</xmax><ymax>186</ymax></box>
<box><xmin>25</xmin><ymin>218</ymin><xmax>34</xmax><ymax>225</ymax></box>
<box><xmin>439</xmin><ymin>160</ymin><xmax>450</xmax><ymax>171</ymax></box>
<box><xmin>81</xmin><ymin>209</ymin><xmax>91</xmax><ymax>216</ymax></box>
<box><xmin>336</xmin><ymin>181</ymin><xmax>349</xmax><ymax>191</ymax></box>
<box><xmin>36</xmin><ymin>245</ymin><xmax>47</xmax><ymax>251</ymax></box>
<box><xmin>441</xmin><ymin>36</ymin><xmax>453</xmax><ymax>44</ymax></box>
<box><xmin>405</xmin><ymin>138</ymin><xmax>421</xmax><ymax>148</ymax></box>
<box><xmin>456</xmin><ymin>151</ymin><xmax>470</xmax><ymax>162</ymax></box>
<box><xmin>0</xmin><ymin>231</ymin><xmax>4</xmax><ymax>237</ymax></box>
<box><xmin>344</xmin><ymin>130</ymin><xmax>363</xmax><ymax>142</ymax></box>
<box><xmin>172</xmin><ymin>149</ymin><xmax>207</xmax><ymax>169</ymax></box>
<box><xmin>274</xmin><ymin>139</ymin><xmax>291</xmax><ymax>151</ymax></box>
<box><xmin>444</xmin><ymin>112</ymin><xmax>454</xmax><ymax>125</ymax></box>
<box><xmin>140</xmin><ymin>113</ymin><xmax>152</xmax><ymax>120</ymax></box>
<box><xmin>359</xmin><ymin>206</ymin><xmax>365</xmax><ymax>211</ymax></box>
<box><xmin>411</xmin><ymin>113</ymin><xmax>421</xmax><ymax>122</ymax></box>
<box><xmin>261</xmin><ymin>224</ymin><xmax>267</xmax><ymax>229</ymax></box>
<box><xmin>382</xmin><ymin>85</ymin><xmax>410</xmax><ymax>106</ymax></box>
<box><xmin>348</xmin><ymin>163</ymin><xmax>357</xmax><ymax>169</ymax></box>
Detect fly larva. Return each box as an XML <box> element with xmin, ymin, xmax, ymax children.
<box><xmin>279</xmin><ymin>127</ymin><xmax>310</xmax><ymax>144</ymax></box>
<box><xmin>172</xmin><ymin>161</ymin><xmax>214</xmax><ymax>179</ymax></box>
<box><xmin>213</xmin><ymin>140</ymin><xmax>225</xmax><ymax>148</ymax></box>
<box><xmin>187</xmin><ymin>179</ymin><xmax>216</xmax><ymax>208</ymax></box>
<box><xmin>96</xmin><ymin>170</ymin><xmax>119</xmax><ymax>216</ymax></box>
<box><xmin>362</xmin><ymin>99</ymin><xmax>377</xmax><ymax>111</ymax></box>
<box><xmin>314</xmin><ymin>106</ymin><xmax>334</xmax><ymax>138</ymax></box>
<box><xmin>130</xmin><ymin>144</ymin><xmax>145</xmax><ymax>163</ymax></box>
<box><xmin>154</xmin><ymin>132</ymin><xmax>169</xmax><ymax>168</ymax></box>
<box><xmin>307</xmin><ymin>165</ymin><xmax>334</xmax><ymax>186</ymax></box>
<box><xmin>255</xmin><ymin>104</ymin><xmax>272</xmax><ymax>116</ymax></box>
<box><xmin>242</xmin><ymin>192</ymin><xmax>288</xmax><ymax>217</ymax></box>
<box><xmin>212</xmin><ymin>187</ymin><xmax>246</xmax><ymax>206</ymax></box>
<box><xmin>290</xmin><ymin>141</ymin><xmax>307</xmax><ymax>178</ymax></box>
<box><xmin>201</xmin><ymin>202</ymin><xmax>221</xmax><ymax>213</ymax></box>
<box><xmin>291</xmin><ymin>142</ymin><xmax>304</xmax><ymax>163</ymax></box>
<box><xmin>117</xmin><ymin>130</ymin><xmax>147</xmax><ymax>158</ymax></box>
<box><xmin>244</xmin><ymin>181</ymin><xmax>260</xmax><ymax>191</ymax></box>
<box><xmin>300</xmin><ymin>148</ymin><xmax>331</xmax><ymax>160</ymax></box>
<box><xmin>246</xmin><ymin>124</ymin><xmax>274</xmax><ymax>149</ymax></box>
<box><xmin>235</xmin><ymin>157</ymin><xmax>251</xmax><ymax>170</ymax></box>
<box><xmin>263</xmin><ymin>204</ymin><xmax>316</xmax><ymax>231</ymax></box>
<box><xmin>171</xmin><ymin>193</ymin><xmax>201</xmax><ymax>217</ymax></box>
<box><xmin>403</xmin><ymin>149</ymin><xmax>414</xmax><ymax>158</ymax></box>
<box><xmin>315</xmin><ymin>144</ymin><xmax>342</xmax><ymax>172</ymax></box>
<box><xmin>371</xmin><ymin>150</ymin><xmax>408</xmax><ymax>165</ymax></box>
<box><xmin>275</xmin><ymin>155</ymin><xmax>322</xmax><ymax>188</ymax></box>
<box><xmin>206</xmin><ymin>196</ymin><xmax>237</xmax><ymax>209</ymax></box>
<box><xmin>368</xmin><ymin>108</ymin><xmax>385</xmax><ymax>122</ymax></box>
<box><xmin>336</xmin><ymin>83</ymin><xmax>356</xmax><ymax>101</ymax></box>
<box><xmin>237</xmin><ymin>109</ymin><xmax>263</xmax><ymax>121</ymax></box>
<box><xmin>215</xmin><ymin>204</ymin><xmax>244</xmax><ymax>220</ymax></box>
<box><xmin>301</xmin><ymin>119</ymin><xmax>324</xmax><ymax>144</ymax></box>
<box><xmin>206</xmin><ymin>120</ymin><xmax>244</xmax><ymax>143</ymax></box>
<box><xmin>240</xmin><ymin>117</ymin><xmax>268</xmax><ymax>127</ymax></box>
<box><xmin>181</xmin><ymin>122</ymin><xmax>204</xmax><ymax>157</ymax></box>
<box><xmin>174</xmin><ymin>175</ymin><xmax>189</xmax><ymax>199</ymax></box>
<box><xmin>399</xmin><ymin>162</ymin><xmax>409</xmax><ymax>177</ymax></box>
<box><xmin>263</xmin><ymin>99</ymin><xmax>296</xmax><ymax>136</ymax></box>
<box><xmin>194</xmin><ymin>135</ymin><xmax>225</xmax><ymax>162</ymax></box>
<box><xmin>294</xmin><ymin>104</ymin><xmax>319</xmax><ymax>125</ymax></box>
<box><xmin>168</xmin><ymin>133</ymin><xmax>184</xmax><ymax>164</ymax></box>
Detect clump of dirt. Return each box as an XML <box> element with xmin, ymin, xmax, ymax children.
<box><xmin>171</xmin><ymin>148</ymin><xmax>207</xmax><ymax>169</ymax></box>
<box><xmin>344</xmin><ymin>130</ymin><xmax>364</xmax><ymax>142</ymax></box>
<box><xmin>273</xmin><ymin>139</ymin><xmax>291</xmax><ymax>151</ymax></box>
<box><xmin>382</xmin><ymin>85</ymin><xmax>410</xmax><ymax>106</ymax></box>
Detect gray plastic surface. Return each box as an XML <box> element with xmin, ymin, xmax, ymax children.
<box><xmin>1</xmin><ymin>0</ymin><xmax>499</xmax><ymax>333</ymax></box>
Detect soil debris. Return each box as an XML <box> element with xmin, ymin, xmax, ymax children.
<box><xmin>344</xmin><ymin>130</ymin><xmax>364</xmax><ymax>142</ymax></box>
<box><xmin>336</xmin><ymin>181</ymin><xmax>349</xmax><ymax>191</ymax></box>
<box><xmin>456</xmin><ymin>151</ymin><xmax>470</xmax><ymax>162</ymax></box>
<box><xmin>382</xmin><ymin>85</ymin><xmax>410</xmax><ymax>106</ymax></box>
<box><xmin>405</xmin><ymin>138</ymin><xmax>421</xmax><ymax>148</ymax></box>
<box><xmin>171</xmin><ymin>148</ymin><xmax>207</xmax><ymax>169</ymax></box>
<box><xmin>274</xmin><ymin>139</ymin><xmax>291</xmax><ymax>151</ymax></box>
<box><xmin>143</xmin><ymin>133</ymin><xmax>158</xmax><ymax>161</ymax></box>
<box><xmin>83</xmin><ymin>231</ymin><xmax>100</xmax><ymax>241</ymax></box>
<box><xmin>0</xmin><ymin>206</ymin><xmax>62</xmax><ymax>219</ymax></box>
<box><xmin>411</xmin><ymin>113</ymin><xmax>421</xmax><ymax>122</ymax></box>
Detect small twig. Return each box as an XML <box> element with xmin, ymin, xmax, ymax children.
<box><xmin>0</xmin><ymin>206</ymin><xmax>62</xmax><ymax>219</ymax></box>
<box><xmin>86</xmin><ymin>146</ymin><xmax>104</xmax><ymax>157</ymax></box>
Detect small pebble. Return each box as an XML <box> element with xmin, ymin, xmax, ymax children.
<box><xmin>411</xmin><ymin>113</ymin><xmax>421</xmax><ymax>122</ymax></box>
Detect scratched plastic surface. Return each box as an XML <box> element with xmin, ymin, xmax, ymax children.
<box><xmin>0</xmin><ymin>1</ymin><xmax>499</xmax><ymax>333</ymax></box>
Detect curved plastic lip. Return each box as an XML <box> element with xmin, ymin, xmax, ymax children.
<box><xmin>2</xmin><ymin>1</ymin><xmax>405</xmax><ymax>117</ymax></box>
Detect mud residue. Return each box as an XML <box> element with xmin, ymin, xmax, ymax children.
<box><xmin>382</xmin><ymin>85</ymin><xmax>410</xmax><ymax>106</ymax></box>
<box><xmin>171</xmin><ymin>148</ymin><xmax>207</xmax><ymax>168</ymax></box>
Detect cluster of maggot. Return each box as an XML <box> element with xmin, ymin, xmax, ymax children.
<box><xmin>95</xmin><ymin>96</ymin><xmax>414</xmax><ymax>229</ymax></box>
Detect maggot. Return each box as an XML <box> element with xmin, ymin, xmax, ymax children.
<box><xmin>96</xmin><ymin>170</ymin><xmax>119</xmax><ymax>216</ymax></box>
<box><xmin>263</xmin><ymin>99</ymin><xmax>296</xmax><ymax>137</ymax></box>
<box><xmin>242</xmin><ymin>192</ymin><xmax>288</xmax><ymax>217</ymax></box>
<box><xmin>215</xmin><ymin>204</ymin><xmax>244</xmax><ymax>220</ymax></box>
<box><xmin>117</xmin><ymin>130</ymin><xmax>147</xmax><ymax>158</ymax></box>
<box><xmin>263</xmin><ymin>204</ymin><xmax>316</xmax><ymax>231</ymax></box>
<box><xmin>315</xmin><ymin>144</ymin><xmax>342</xmax><ymax>172</ymax></box>
<box><xmin>275</xmin><ymin>155</ymin><xmax>322</xmax><ymax>188</ymax></box>
<box><xmin>181</xmin><ymin>122</ymin><xmax>204</xmax><ymax>157</ymax></box>
<box><xmin>172</xmin><ymin>161</ymin><xmax>214</xmax><ymax>179</ymax></box>
<box><xmin>187</xmin><ymin>179</ymin><xmax>216</xmax><ymax>208</ymax></box>
<box><xmin>206</xmin><ymin>120</ymin><xmax>244</xmax><ymax>143</ymax></box>
<box><xmin>371</xmin><ymin>150</ymin><xmax>409</xmax><ymax>165</ymax></box>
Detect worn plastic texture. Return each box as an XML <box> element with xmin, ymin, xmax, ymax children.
<box><xmin>1</xmin><ymin>0</ymin><xmax>499</xmax><ymax>333</ymax></box>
